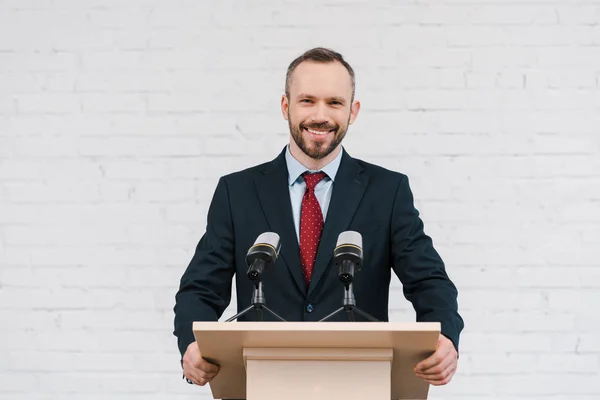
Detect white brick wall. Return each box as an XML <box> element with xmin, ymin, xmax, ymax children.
<box><xmin>1</xmin><ymin>1</ymin><xmax>599</xmax><ymax>399</ymax></box>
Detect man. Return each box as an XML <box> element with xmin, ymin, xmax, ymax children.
<box><xmin>173</xmin><ymin>47</ymin><xmax>464</xmax><ymax>389</ymax></box>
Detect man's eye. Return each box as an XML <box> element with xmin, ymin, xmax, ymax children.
<box><xmin>300</xmin><ymin>99</ymin><xmax>312</xmax><ymax>103</ymax></box>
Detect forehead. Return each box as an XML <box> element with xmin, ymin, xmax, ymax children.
<box><xmin>288</xmin><ymin>61</ymin><xmax>353</xmax><ymax>99</ymax></box>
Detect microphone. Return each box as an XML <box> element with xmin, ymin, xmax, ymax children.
<box><xmin>333</xmin><ymin>231</ymin><xmax>363</xmax><ymax>285</ymax></box>
<box><xmin>319</xmin><ymin>231</ymin><xmax>380</xmax><ymax>322</ymax></box>
<box><xmin>226</xmin><ymin>232</ymin><xmax>287</xmax><ymax>322</ymax></box>
<box><xmin>246</xmin><ymin>232</ymin><xmax>281</xmax><ymax>281</ymax></box>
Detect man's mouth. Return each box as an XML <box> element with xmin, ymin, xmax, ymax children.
<box><xmin>304</xmin><ymin>127</ymin><xmax>335</xmax><ymax>136</ymax></box>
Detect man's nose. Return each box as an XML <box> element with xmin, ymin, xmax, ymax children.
<box><xmin>313</xmin><ymin>102</ymin><xmax>329</xmax><ymax>122</ymax></box>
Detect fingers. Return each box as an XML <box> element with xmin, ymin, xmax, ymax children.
<box><xmin>414</xmin><ymin>335</ymin><xmax>458</xmax><ymax>386</ymax></box>
<box><xmin>198</xmin><ymin>358</ymin><xmax>220</xmax><ymax>374</ymax></box>
<box><xmin>414</xmin><ymin>354</ymin><xmax>457</xmax><ymax>386</ymax></box>
<box><xmin>420</xmin><ymin>363</ymin><xmax>456</xmax><ymax>386</ymax></box>
<box><xmin>417</xmin><ymin>350</ymin><xmax>454</xmax><ymax>376</ymax></box>
<box><xmin>183</xmin><ymin>362</ymin><xmax>218</xmax><ymax>386</ymax></box>
<box><xmin>414</xmin><ymin>348</ymin><xmax>447</xmax><ymax>373</ymax></box>
<box><xmin>183</xmin><ymin>357</ymin><xmax>219</xmax><ymax>385</ymax></box>
<box><xmin>183</xmin><ymin>342</ymin><xmax>220</xmax><ymax>386</ymax></box>
<box><xmin>414</xmin><ymin>334</ymin><xmax>456</xmax><ymax>373</ymax></box>
<box><xmin>415</xmin><ymin>357</ymin><xmax>452</xmax><ymax>380</ymax></box>
<box><xmin>184</xmin><ymin>367</ymin><xmax>204</xmax><ymax>386</ymax></box>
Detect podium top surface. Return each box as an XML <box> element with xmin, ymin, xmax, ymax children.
<box><xmin>193</xmin><ymin>321</ymin><xmax>441</xmax><ymax>400</ymax></box>
<box><xmin>193</xmin><ymin>320</ymin><xmax>440</xmax><ymax>332</ymax></box>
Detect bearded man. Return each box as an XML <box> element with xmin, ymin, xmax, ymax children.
<box><xmin>173</xmin><ymin>47</ymin><xmax>464</xmax><ymax>390</ymax></box>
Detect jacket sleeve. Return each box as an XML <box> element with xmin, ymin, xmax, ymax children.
<box><xmin>173</xmin><ymin>177</ymin><xmax>236</xmax><ymax>358</ymax></box>
<box><xmin>390</xmin><ymin>174</ymin><xmax>464</xmax><ymax>352</ymax></box>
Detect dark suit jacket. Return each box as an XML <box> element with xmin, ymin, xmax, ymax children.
<box><xmin>173</xmin><ymin>147</ymin><xmax>464</xmax><ymax>358</ymax></box>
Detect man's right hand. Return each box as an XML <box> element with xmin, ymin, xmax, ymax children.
<box><xmin>182</xmin><ymin>341</ymin><xmax>220</xmax><ymax>386</ymax></box>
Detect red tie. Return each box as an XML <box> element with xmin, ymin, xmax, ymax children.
<box><xmin>299</xmin><ymin>172</ymin><xmax>327</xmax><ymax>285</ymax></box>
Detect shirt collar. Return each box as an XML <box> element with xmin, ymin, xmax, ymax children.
<box><xmin>285</xmin><ymin>144</ymin><xmax>343</xmax><ymax>186</ymax></box>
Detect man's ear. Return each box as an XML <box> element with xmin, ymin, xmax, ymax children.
<box><xmin>281</xmin><ymin>95</ymin><xmax>289</xmax><ymax>120</ymax></box>
<box><xmin>349</xmin><ymin>100</ymin><xmax>361</xmax><ymax>125</ymax></box>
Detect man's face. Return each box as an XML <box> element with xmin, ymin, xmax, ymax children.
<box><xmin>282</xmin><ymin>61</ymin><xmax>360</xmax><ymax>160</ymax></box>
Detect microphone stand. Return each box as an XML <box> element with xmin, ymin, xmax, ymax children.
<box><xmin>319</xmin><ymin>260</ymin><xmax>379</xmax><ymax>322</ymax></box>
<box><xmin>225</xmin><ymin>280</ymin><xmax>286</xmax><ymax>322</ymax></box>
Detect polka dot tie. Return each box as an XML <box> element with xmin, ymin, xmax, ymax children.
<box><xmin>299</xmin><ymin>171</ymin><xmax>327</xmax><ymax>285</ymax></box>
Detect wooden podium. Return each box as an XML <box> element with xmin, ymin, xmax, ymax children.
<box><xmin>193</xmin><ymin>321</ymin><xmax>440</xmax><ymax>400</ymax></box>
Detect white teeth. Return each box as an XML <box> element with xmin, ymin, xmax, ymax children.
<box><xmin>306</xmin><ymin>128</ymin><xmax>330</xmax><ymax>135</ymax></box>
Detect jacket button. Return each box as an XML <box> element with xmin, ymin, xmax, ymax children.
<box><xmin>306</xmin><ymin>304</ymin><xmax>314</xmax><ymax>313</ymax></box>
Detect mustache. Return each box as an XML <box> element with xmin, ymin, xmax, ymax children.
<box><xmin>300</xmin><ymin>121</ymin><xmax>338</xmax><ymax>131</ymax></box>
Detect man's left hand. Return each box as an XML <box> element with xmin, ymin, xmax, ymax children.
<box><xmin>414</xmin><ymin>334</ymin><xmax>458</xmax><ymax>386</ymax></box>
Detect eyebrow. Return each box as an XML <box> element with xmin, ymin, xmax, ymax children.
<box><xmin>297</xmin><ymin>94</ymin><xmax>347</xmax><ymax>104</ymax></box>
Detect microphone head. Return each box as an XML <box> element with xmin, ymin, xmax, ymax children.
<box><xmin>246</xmin><ymin>232</ymin><xmax>281</xmax><ymax>265</ymax></box>
<box><xmin>334</xmin><ymin>231</ymin><xmax>363</xmax><ymax>266</ymax></box>
<box><xmin>335</xmin><ymin>231</ymin><xmax>362</xmax><ymax>250</ymax></box>
<box><xmin>334</xmin><ymin>231</ymin><xmax>363</xmax><ymax>284</ymax></box>
<box><xmin>253</xmin><ymin>232</ymin><xmax>281</xmax><ymax>256</ymax></box>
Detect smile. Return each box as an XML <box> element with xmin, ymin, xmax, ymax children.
<box><xmin>304</xmin><ymin>127</ymin><xmax>334</xmax><ymax>136</ymax></box>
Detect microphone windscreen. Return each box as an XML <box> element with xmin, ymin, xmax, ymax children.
<box><xmin>336</xmin><ymin>231</ymin><xmax>362</xmax><ymax>249</ymax></box>
<box><xmin>254</xmin><ymin>232</ymin><xmax>281</xmax><ymax>253</ymax></box>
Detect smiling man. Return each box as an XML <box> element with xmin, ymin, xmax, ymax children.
<box><xmin>174</xmin><ymin>47</ymin><xmax>464</xmax><ymax>391</ymax></box>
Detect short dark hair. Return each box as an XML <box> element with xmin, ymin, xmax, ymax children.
<box><xmin>285</xmin><ymin>47</ymin><xmax>356</xmax><ymax>102</ymax></box>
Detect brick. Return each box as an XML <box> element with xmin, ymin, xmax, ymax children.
<box><xmin>467</xmin><ymin>310</ymin><xmax>575</xmax><ymax>332</ymax></box>
<box><xmin>0</xmin><ymin>136</ymin><xmax>81</xmax><ymax>157</ymax></box>
<box><xmin>75</xmin><ymin>71</ymin><xmax>171</xmax><ymax>92</ymax></box>
<box><xmin>28</xmin><ymin>244</ymin><xmax>168</xmax><ymax>268</ymax></box>
<box><xmin>34</xmin><ymin>372</ymin><xmax>161</xmax><ymax>393</ymax></box>
<box><xmin>0</xmin><ymin>72</ymin><xmax>75</xmax><ymax>93</ymax></box>
<box><xmin>1</xmin><ymin>159</ymin><xmax>103</xmax><ymax>180</ymax></box>
<box><xmin>537</xmin><ymin>47</ymin><xmax>600</xmax><ymax>67</ymax></box>
<box><xmin>59</xmin><ymin>309</ymin><xmax>171</xmax><ymax>330</ymax></box>
<box><xmin>450</xmin><ymin>265</ymin><xmax>518</xmax><ymax>286</ymax></box>
<box><xmin>460</xmin><ymin>290</ymin><xmax>546</xmax><ymax>311</ymax></box>
<box><xmin>461</xmin><ymin>332</ymin><xmax>580</xmax><ymax>354</ymax></box>
<box><xmin>579</xmin><ymin>334</ymin><xmax>600</xmax><ymax>352</ymax></box>
<box><xmin>129</xmin><ymin>180</ymin><xmax>195</xmax><ymax>202</ymax></box>
<box><xmin>516</xmin><ymin>267</ymin><xmax>600</xmax><ymax>288</ymax></box>
<box><xmin>461</xmin><ymin>353</ymin><xmax>537</xmax><ymax>374</ymax></box>
<box><xmin>76</xmin><ymin>136</ymin><xmax>204</xmax><ymax>156</ymax></box>
<box><xmin>0</xmin><ymin>287</ymin><xmax>120</xmax><ymax>310</ymax></box>
<box><xmin>0</xmin><ymin>96</ymin><xmax>15</xmax><ymax>114</ymax></box>
<box><xmin>0</xmin><ymin>159</ymin><xmax>41</xmax><ymax>179</ymax></box>
<box><xmin>81</xmin><ymin>51</ymin><xmax>160</xmax><ymax>71</ymax></box>
<box><xmin>557</xmin><ymin>6</ymin><xmax>600</xmax><ymax>25</ymax></box>
<box><xmin>87</xmin><ymin>8</ymin><xmax>151</xmax><ymax>30</ymax></box>
<box><xmin>465</xmin><ymin>71</ymin><xmax>503</xmax><ymax>89</ymax></box>
<box><xmin>0</xmin><ymin>372</ymin><xmax>37</xmax><ymax>392</ymax></box>
<box><xmin>449</xmin><ymin>26</ymin><xmax>595</xmax><ymax>47</ymax></box>
<box><xmin>81</xmin><ymin>94</ymin><xmax>146</xmax><ymax>113</ymax></box>
<box><xmin>0</xmin><ymin>52</ymin><xmax>78</xmax><ymax>72</ymax></box>
<box><xmin>15</xmin><ymin>94</ymin><xmax>80</xmax><ymax>114</ymax></box>
<box><xmin>538</xmin><ymin>354</ymin><xmax>599</xmax><ymax>373</ymax></box>
<box><xmin>526</xmin><ymin>70</ymin><xmax>599</xmax><ymax>89</ymax></box>
<box><xmin>580</xmin><ymin>224</ymin><xmax>600</xmax><ymax>243</ymax></box>
<box><xmin>556</xmin><ymin>202</ymin><xmax>600</xmax><ymax>223</ymax></box>
<box><xmin>1</xmin><ymin>180</ymin><xmax>100</xmax><ymax>204</ymax></box>
<box><xmin>471</xmin><ymin>47</ymin><xmax>539</xmax><ymax>68</ymax></box>
<box><xmin>147</xmin><ymin>5</ymin><xmax>211</xmax><ymax>28</ymax></box>
<box><xmin>97</xmin><ymin>181</ymin><xmax>134</xmax><ymax>202</ymax></box>
<box><xmin>547</xmin><ymin>291</ymin><xmax>600</xmax><ymax>312</ymax></box>
<box><xmin>99</xmin><ymin>159</ymin><xmax>168</xmax><ymax>180</ymax></box>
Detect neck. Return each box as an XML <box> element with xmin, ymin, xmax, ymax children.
<box><xmin>289</xmin><ymin>141</ymin><xmax>341</xmax><ymax>171</ymax></box>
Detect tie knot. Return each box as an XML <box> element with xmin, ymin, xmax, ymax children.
<box><xmin>303</xmin><ymin>171</ymin><xmax>327</xmax><ymax>190</ymax></box>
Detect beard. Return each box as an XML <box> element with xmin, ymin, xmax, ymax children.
<box><xmin>288</xmin><ymin>112</ymin><xmax>350</xmax><ymax>160</ymax></box>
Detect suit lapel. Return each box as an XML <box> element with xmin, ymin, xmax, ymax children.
<box><xmin>254</xmin><ymin>148</ymin><xmax>306</xmax><ymax>294</ymax></box>
<box><xmin>308</xmin><ymin>150</ymin><xmax>368</xmax><ymax>296</ymax></box>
